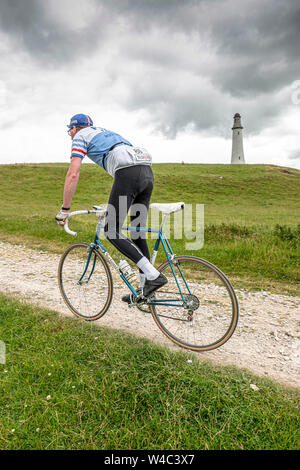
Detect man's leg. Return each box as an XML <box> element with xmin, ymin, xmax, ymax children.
<box><xmin>129</xmin><ymin>176</ymin><xmax>153</xmax><ymax>288</ymax></box>
<box><xmin>104</xmin><ymin>165</ymin><xmax>167</xmax><ymax>298</ymax></box>
<box><xmin>104</xmin><ymin>170</ymin><xmax>144</xmax><ymax>264</ymax></box>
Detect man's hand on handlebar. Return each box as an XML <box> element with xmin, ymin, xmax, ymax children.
<box><xmin>54</xmin><ymin>208</ymin><xmax>105</xmax><ymax>237</ymax></box>
<box><xmin>55</xmin><ymin>209</ymin><xmax>69</xmax><ymax>226</ymax></box>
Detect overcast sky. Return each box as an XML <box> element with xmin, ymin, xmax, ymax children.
<box><xmin>0</xmin><ymin>0</ymin><xmax>300</xmax><ymax>169</ymax></box>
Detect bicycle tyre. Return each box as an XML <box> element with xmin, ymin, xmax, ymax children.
<box><xmin>149</xmin><ymin>256</ymin><xmax>239</xmax><ymax>352</ymax></box>
<box><xmin>58</xmin><ymin>242</ymin><xmax>113</xmax><ymax>321</ymax></box>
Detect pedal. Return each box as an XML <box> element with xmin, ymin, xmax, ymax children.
<box><xmin>146</xmin><ymin>293</ymin><xmax>156</xmax><ymax>303</ymax></box>
<box><xmin>127</xmin><ymin>292</ymin><xmax>144</xmax><ymax>308</ymax></box>
<box><xmin>126</xmin><ymin>291</ymin><xmax>151</xmax><ymax>311</ymax></box>
<box><xmin>136</xmin><ymin>293</ymin><xmax>146</xmax><ymax>303</ymax></box>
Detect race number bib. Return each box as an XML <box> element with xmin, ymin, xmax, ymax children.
<box><xmin>128</xmin><ymin>146</ymin><xmax>152</xmax><ymax>164</ymax></box>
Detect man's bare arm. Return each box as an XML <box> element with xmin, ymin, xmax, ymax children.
<box><xmin>62</xmin><ymin>157</ymin><xmax>83</xmax><ymax>209</ymax></box>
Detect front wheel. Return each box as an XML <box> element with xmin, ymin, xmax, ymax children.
<box><xmin>58</xmin><ymin>243</ymin><xmax>113</xmax><ymax>321</ymax></box>
<box><xmin>149</xmin><ymin>256</ymin><xmax>239</xmax><ymax>352</ymax></box>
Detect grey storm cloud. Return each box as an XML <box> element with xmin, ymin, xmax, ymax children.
<box><xmin>0</xmin><ymin>0</ymin><xmax>108</xmax><ymax>62</ymax></box>
<box><xmin>0</xmin><ymin>0</ymin><xmax>299</xmax><ymax>137</ymax></box>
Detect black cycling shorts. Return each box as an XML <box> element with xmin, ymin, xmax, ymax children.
<box><xmin>104</xmin><ymin>165</ymin><xmax>154</xmax><ymax>265</ymax></box>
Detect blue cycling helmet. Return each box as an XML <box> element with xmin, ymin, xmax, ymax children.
<box><xmin>67</xmin><ymin>114</ymin><xmax>93</xmax><ymax>128</ymax></box>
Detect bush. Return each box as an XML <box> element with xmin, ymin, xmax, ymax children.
<box><xmin>205</xmin><ymin>223</ymin><xmax>254</xmax><ymax>241</ymax></box>
<box><xmin>273</xmin><ymin>224</ymin><xmax>300</xmax><ymax>246</ymax></box>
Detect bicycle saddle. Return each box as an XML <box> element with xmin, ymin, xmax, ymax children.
<box><xmin>149</xmin><ymin>202</ymin><xmax>185</xmax><ymax>214</ymax></box>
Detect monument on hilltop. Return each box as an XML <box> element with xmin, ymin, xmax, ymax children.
<box><xmin>231</xmin><ymin>113</ymin><xmax>245</xmax><ymax>164</ymax></box>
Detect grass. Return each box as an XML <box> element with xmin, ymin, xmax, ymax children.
<box><xmin>0</xmin><ymin>292</ymin><xmax>299</xmax><ymax>450</ymax></box>
<box><xmin>0</xmin><ymin>163</ymin><xmax>300</xmax><ymax>294</ymax></box>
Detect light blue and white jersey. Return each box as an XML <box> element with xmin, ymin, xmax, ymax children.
<box><xmin>71</xmin><ymin>126</ymin><xmax>152</xmax><ymax>177</ymax></box>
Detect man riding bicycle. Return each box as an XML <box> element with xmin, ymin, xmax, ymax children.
<box><xmin>55</xmin><ymin>113</ymin><xmax>167</xmax><ymax>301</ymax></box>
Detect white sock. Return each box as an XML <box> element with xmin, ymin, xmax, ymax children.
<box><xmin>139</xmin><ymin>273</ymin><xmax>146</xmax><ymax>289</ymax></box>
<box><xmin>137</xmin><ymin>257</ymin><xmax>160</xmax><ymax>281</ymax></box>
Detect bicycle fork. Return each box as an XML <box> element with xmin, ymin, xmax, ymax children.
<box><xmin>78</xmin><ymin>245</ymin><xmax>97</xmax><ymax>284</ymax></box>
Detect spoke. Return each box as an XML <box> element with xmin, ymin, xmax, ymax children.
<box><xmin>59</xmin><ymin>244</ymin><xmax>111</xmax><ymax>320</ymax></box>
<box><xmin>150</xmin><ymin>257</ymin><xmax>238</xmax><ymax>351</ymax></box>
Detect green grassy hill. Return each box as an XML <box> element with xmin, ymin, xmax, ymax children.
<box><xmin>0</xmin><ymin>293</ymin><xmax>299</xmax><ymax>450</ymax></box>
<box><xmin>1</xmin><ymin>164</ymin><xmax>299</xmax><ymax>451</ymax></box>
<box><xmin>0</xmin><ymin>163</ymin><xmax>299</xmax><ymax>293</ymax></box>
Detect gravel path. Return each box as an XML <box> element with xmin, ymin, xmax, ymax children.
<box><xmin>0</xmin><ymin>240</ymin><xmax>299</xmax><ymax>389</ymax></box>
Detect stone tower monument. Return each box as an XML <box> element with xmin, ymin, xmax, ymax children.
<box><xmin>231</xmin><ymin>113</ymin><xmax>245</xmax><ymax>164</ymax></box>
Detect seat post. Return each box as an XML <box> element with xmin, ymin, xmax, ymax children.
<box><xmin>160</xmin><ymin>213</ymin><xmax>169</xmax><ymax>232</ymax></box>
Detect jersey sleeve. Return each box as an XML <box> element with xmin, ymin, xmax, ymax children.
<box><xmin>71</xmin><ymin>136</ymin><xmax>87</xmax><ymax>159</ymax></box>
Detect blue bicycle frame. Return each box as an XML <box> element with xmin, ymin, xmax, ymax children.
<box><xmin>87</xmin><ymin>220</ymin><xmax>192</xmax><ymax>308</ymax></box>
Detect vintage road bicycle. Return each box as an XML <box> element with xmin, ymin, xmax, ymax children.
<box><xmin>58</xmin><ymin>202</ymin><xmax>239</xmax><ymax>352</ymax></box>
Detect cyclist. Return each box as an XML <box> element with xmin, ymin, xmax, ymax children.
<box><xmin>55</xmin><ymin>113</ymin><xmax>167</xmax><ymax>300</ymax></box>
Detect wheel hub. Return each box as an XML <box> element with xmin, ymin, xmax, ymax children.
<box><xmin>184</xmin><ymin>294</ymin><xmax>200</xmax><ymax>311</ymax></box>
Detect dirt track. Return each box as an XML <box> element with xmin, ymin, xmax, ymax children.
<box><xmin>0</xmin><ymin>240</ymin><xmax>299</xmax><ymax>389</ymax></box>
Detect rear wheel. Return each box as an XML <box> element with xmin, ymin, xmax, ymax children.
<box><xmin>149</xmin><ymin>256</ymin><xmax>239</xmax><ymax>351</ymax></box>
<box><xmin>58</xmin><ymin>243</ymin><xmax>113</xmax><ymax>321</ymax></box>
